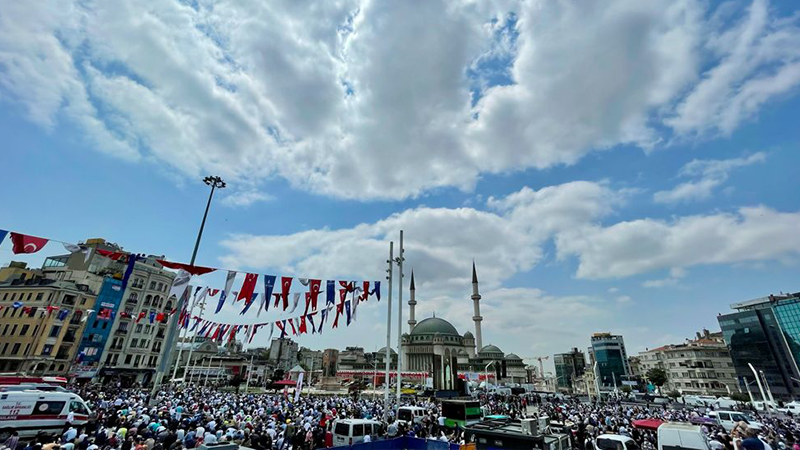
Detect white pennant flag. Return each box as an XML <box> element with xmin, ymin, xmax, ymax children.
<box><xmin>63</xmin><ymin>243</ymin><xmax>93</xmax><ymax>264</ymax></box>
<box><xmin>298</xmin><ymin>278</ymin><xmax>310</xmax><ymax>286</ymax></box>
<box><xmin>288</xmin><ymin>293</ymin><xmax>301</xmax><ymax>314</ymax></box>
<box><xmin>81</xmin><ymin>309</ymin><xmax>95</xmax><ymax>323</ymax></box>
<box><xmin>268</xmin><ymin>322</ymin><xmax>275</xmax><ymax>341</ymax></box>
<box><xmin>168</xmin><ymin>269</ymin><xmax>192</xmax><ymax>305</ymax></box>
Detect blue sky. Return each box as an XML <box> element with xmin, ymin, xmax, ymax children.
<box><xmin>1</xmin><ymin>0</ymin><xmax>799</xmax><ymax>372</ymax></box>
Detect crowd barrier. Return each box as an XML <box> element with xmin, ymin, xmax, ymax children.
<box><xmin>335</xmin><ymin>436</ymin><xmax>461</xmax><ymax>450</ymax></box>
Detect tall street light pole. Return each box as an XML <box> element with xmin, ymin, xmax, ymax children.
<box><xmin>151</xmin><ymin>176</ymin><xmax>226</xmax><ymax>400</ymax></box>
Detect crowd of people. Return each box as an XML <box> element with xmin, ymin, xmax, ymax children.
<box><xmin>2</xmin><ymin>384</ymin><xmax>799</xmax><ymax>450</ymax></box>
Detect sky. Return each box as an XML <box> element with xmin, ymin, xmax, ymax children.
<box><xmin>1</xmin><ymin>0</ymin><xmax>800</xmax><ymax>373</ymax></box>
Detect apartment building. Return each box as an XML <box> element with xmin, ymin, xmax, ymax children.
<box><xmin>0</xmin><ymin>272</ymin><xmax>94</xmax><ymax>375</ymax></box>
<box><xmin>99</xmin><ymin>255</ymin><xmax>176</xmax><ymax>386</ymax></box>
<box><xmin>637</xmin><ymin>329</ymin><xmax>738</xmax><ymax>396</ymax></box>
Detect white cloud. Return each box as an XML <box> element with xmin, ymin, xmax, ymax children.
<box><xmin>654</xmin><ymin>152</ymin><xmax>766</xmax><ymax>203</ymax></box>
<box><xmin>557</xmin><ymin>206</ymin><xmax>800</xmax><ymax>279</ymax></box>
<box><xmin>642</xmin><ymin>268</ymin><xmax>687</xmax><ymax>288</ymax></box>
<box><xmin>0</xmin><ymin>1</ymin><xmax>797</xmax><ymax>200</ymax></box>
<box><xmin>667</xmin><ymin>0</ymin><xmax>800</xmax><ymax>136</ymax></box>
<box><xmin>219</xmin><ymin>181</ymin><xmax>619</xmax><ymax>295</ymax></box>
<box><xmin>219</xmin><ymin>190</ymin><xmax>275</xmax><ymax>208</ymax></box>
<box><xmin>616</xmin><ymin>295</ymin><xmax>633</xmax><ymax>304</ymax></box>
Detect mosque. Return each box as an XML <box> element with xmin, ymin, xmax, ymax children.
<box><xmin>400</xmin><ymin>263</ymin><xmax>527</xmax><ymax>390</ymax></box>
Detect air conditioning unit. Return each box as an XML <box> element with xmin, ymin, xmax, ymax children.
<box><xmin>538</xmin><ymin>415</ymin><xmax>549</xmax><ymax>433</ymax></box>
<box><xmin>521</xmin><ymin>418</ymin><xmax>538</xmax><ymax>435</ymax></box>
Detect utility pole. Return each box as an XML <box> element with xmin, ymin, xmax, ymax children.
<box><xmin>383</xmin><ymin>241</ymin><xmax>394</xmax><ymax>423</ymax></box>
<box><xmin>245</xmin><ymin>354</ymin><xmax>254</xmax><ymax>392</ymax></box>
<box><xmin>395</xmin><ymin>230</ymin><xmax>404</xmax><ymax>411</ymax></box>
<box><xmin>151</xmin><ymin>176</ymin><xmax>226</xmax><ymax>399</ymax></box>
<box><xmin>182</xmin><ymin>294</ymin><xmax>207</xmax><ymax>382</ymax></box>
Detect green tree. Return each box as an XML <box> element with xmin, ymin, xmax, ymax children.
<box><xmin>646</xmin><ymin>368</ymin><xmax>668</xmax><ymax>387</ymax></box>
<box><xmin>730</xmin><ymin>392</ymin><xmax>750</xmax><ymax>402</ymax></box>
<box><xmin>667</xmin><ymin>390</ymin><xmax>681</xmax><ymax>399</ymax></box>
<box><xmin>621</xmin><ymin>385</ymin><xmax>632</xmax><ymax>394</ymax></box>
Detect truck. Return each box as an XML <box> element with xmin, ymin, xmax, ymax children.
<box><xmin>441</xmin><ymin>399</ymin><xmax>483</xmax><ymax>428</ymax></box>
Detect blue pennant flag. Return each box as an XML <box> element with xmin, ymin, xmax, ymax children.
<box><xmin>326</xmin><ymin>280</ymin><xmax>336</xmax><ymax>306</ymax></box>
<box><xmin>264</xmin><ymin>275</ymin><xmax>276</xmax><ymax>312</ymax></box>
<box><xmin>0</xmin><ymin>230</ymin><xmax>7</xmax><ymax>248</ymax></box>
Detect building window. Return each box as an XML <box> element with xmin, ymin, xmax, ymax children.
<box><xmin>102</xmin><ymin>321</ymin><xmax>108</xmax><ymax>329</ymax></box>
<box><xmin>20</xmin><ymin>324</ymin><xmax>29</xmax><ymax>336</ymax></box>
<box><xmin>131</xmin><ymin>338</ymin><xmax>138</xmax><ymax>348</ymax></box>
<box><xmin>1</xmin><ymin>343</ymin><xmax>7</xmax><ymax>354</ymax></box>
<box><xmin>26</xmin><ymin>292</ymin><xmax>32</xmax><ymax>301</ymax></box>
<box><xmin>1</xmin><ymin>324</ymin><xmax>7</xmax><ymax>336</ymax></box>
<box><xmin>49</xmin><ymin>325</ymin><xmax>61</xmax><ymax>338</ymax></box>
<box><xmin>80</xmin><ymin>297</ymin><xmax>87</xmax><ymax>305</ymax></box>
<box><xmin>134</xmin><ymin>355</ymin><xmax>141</xmax><ymax>366</ymax></box>
<box><xmin>35</xmin><ymin>292</ymin><xmax>43</xmax><ymax>301</ymax></box>
<box><xmin>11</xmin><ymin>343</ymin><xmax>21</xmax><ymax>355</ymax></box>
<box><xmin>124</xmin><ymin>354</ymin><xmax>133</xmax><ymax>365</ymax></box>
<box><xmin>149</xmin><ymin>281</ymin><xmax>156</xmax><ymax>290</ymax></box>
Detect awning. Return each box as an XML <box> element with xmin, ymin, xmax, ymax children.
<box><xmin>273</xmin><ymin>379</ymin><xmax>297</xmax><ymax>386</ymax></box>
<box><xmin>632</xmin><ymin>419</ymin><xmax>664</xmax><ymax>430</ymax></box>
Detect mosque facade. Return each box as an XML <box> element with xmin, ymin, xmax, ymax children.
<box><xmin>400</xmin><ymin>263</ymin><xmax>527</xmax><ymax>390</ymax></box>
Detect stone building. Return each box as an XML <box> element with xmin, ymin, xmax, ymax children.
<box><xmin>637</xmin><ymin>329</ymin><xmax>738</xmax><ymax>396</ymax></box>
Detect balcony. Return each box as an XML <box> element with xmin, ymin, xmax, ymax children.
<box><xmin>62</xmin><ymin>334</ymin><xmax>76</xmax><ymax>343</ymax></box>
<box><xmin>115</xmin><ymin>328</ymin><xmax>129</xmax><ymax>335</ymax></box>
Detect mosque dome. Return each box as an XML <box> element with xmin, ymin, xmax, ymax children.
<box><xmin>378</xmin><ymin>347</ymin><xmax>397</xmax><ymax>355</ymax></box>
<box><xmin>505</xmin><ymin>353</ymin><xmax>521</xmax><ymax>360</ymax></box>
<box><xmin>410</xmin><ymin>317</ymin><xmax>460</xmax><ymax>336</ymax></box>
<box><xmin>463</xmin><ymin>331</ymin><xmax>474</xmax><ymax>339</ymax></box>
<box><xmin>479</xmin><ymin>344</ymin><xmax>503</xmax><ymax>354</ymax></box>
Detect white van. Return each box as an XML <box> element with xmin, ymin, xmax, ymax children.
<box><xmin>684</xmin><ymin>395</ymin><xmax>717</xmax><ymax>407</ymax></box>
<box><xmin>332</xmin><ymin>419</ymin><xmax>382</xmax><ymax>446</ymax></box>
<box><xmin>658</xmin><ymin>423</ymin><xmax>709</xmax><ymax>450</ymax></box>
<box><xmin>713</xmin><ymin>397</ymin><xmax>740</xmax><ymax>410</ymax></box>
<box><xmin>594</xmin><ymin>434</ymin><xmax>638</xmax><ymax>450</ymax></box>
<box><xmin>779</xmin><ymin>401</ymin><xmax>800</xmax><ymax>415</ymax></box>
<box><xmin>707</xmin><ymin>411</ymin><xmax>763</xmax><ymax>432</ymax></box>
<box><xmin>0</xmin><ymin>390</ymin><xmax>92</xmax><ymax>439</ymax></box>
<box><xmin>397</xmin><ymin>406</ymin><xmax>426</xmax><ymax>425</ymax></box>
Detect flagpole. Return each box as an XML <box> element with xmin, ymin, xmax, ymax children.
<box><xmin>383</xmin><ymin>241</ymin><xmax>394</xmax><ymax>423</ymax></box>
<box><xmin>182</xmin><ymin>295</ymin><xmax>206</xmax><ymax>382</ymax></box>
<box><xmin>150</xmin><ymin>176</ymin><xmax>225</xmax><ymax>401</ymax></box>
<box><xmin>395</xmin><ymin>230</ymin><xmax>404</xmax><ymax>411</ymax></box>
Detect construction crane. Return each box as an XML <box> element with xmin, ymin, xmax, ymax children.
<box><xmin>521</xmin><ymin>356</ymin><xmax>549</xmax><ymax>379</ymax></box>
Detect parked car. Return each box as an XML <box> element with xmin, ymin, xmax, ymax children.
<box><xmin>707</xmin><ymin>411</ymin><xmax>763</xmax><ymax>432</ymax></box>
<box><xmin>595</xmin><ymin>434</ymin><xmax>638</xmax><ymax>450</ymax></box>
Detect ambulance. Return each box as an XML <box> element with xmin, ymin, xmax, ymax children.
<box><xmin>0</xmin><ymin>390</ymin><xmax>92</xmax><ymax>439</ymax></box>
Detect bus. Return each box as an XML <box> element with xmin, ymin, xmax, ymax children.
<box><xmin>442</xmin><ymin>399</ymin><xmax>482</xmax><ymax>428</ymax></box>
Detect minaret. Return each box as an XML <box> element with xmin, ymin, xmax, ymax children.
<box><xmin>472</xmin><ymin>262</ymin><xmax>483</xmax><ymax>351</ymax></box>
<box><xmin>408</xmin><ymin>270</ymin><xmax>417</xmax><ymax>333</ymax></box>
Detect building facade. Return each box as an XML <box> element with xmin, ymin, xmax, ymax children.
<box><xmin>589</xmin><ymin>333</ymin><xmax>630</xmax><ymax>389</ymax></box>
<box><xmin>0</xmin><ymin>273</ymin><xmax>95</xmax><ymax>375</ymax></box>
<box><xmin>637</xmin><ymin>329</ymin><xmax>738</xmax><ymax>396</ymax></box>
<box><xmin>554</xmin><ymin>348</ymin><xmax>586</xmax><ymax>392</ymax></box>
<box><xmin>718</xmin><ymin>293</ymin><xmax>800</xmax><ymax>401</ymax></box>
<box><xmin>74</xmin><ymin>278</ymin><xmax>125</xmax><ymax>376</ymax></box>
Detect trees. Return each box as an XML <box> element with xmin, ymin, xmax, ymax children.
<box><xmin>646</xmin><ymin>368</ymin><xmax>668</xmax><ymax>387</ymax></box>
<box><xmin>730</xmin><ymin>392</ymin><xmax>750</xmax><ymax>402</ymax></box>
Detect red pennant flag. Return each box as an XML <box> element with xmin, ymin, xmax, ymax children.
<box><xmin>156</xmin><ymin>313</ymin><xmax>165</xmax><ymax>322</ymax></box>
<box><xmin>276</xmin><ymin>320</ymin><xmax>287</xmax><ymax>338</ymax></box>
<box><xmin>298</xmin><ymin>315</ymin><xmax>307</xmax><ymax>334</ymax></box>
<box><xmin>228</xmin><ymin>325</ymin><xmax>239</xmax><ymax>343</ymax></box>
<box><xmin>10</xmin><ymin>233</ymin><xmax>49</xmax><ymax>254</ymax></box>
<box><xmin>288</xmin><ymin>318</ymin><xmax>297</xmax><ymax>335</ymax></box>
<box><xmin>96</xmin><ymin>249</ymin><xmax>126</xmax><ymax>261</ymax></box>
<box><xmin>237</xmin><ymin>273</ymin><xmax>259</xmax><ymax>303</ymax></box>
<box><xmin>333</xmin><ymin>302</ymin><xmax>344</xmax><ymax>329</ymax></box>
<box><xmin>359</xmin><ymin>281</ymin><xmax>371</xmax><ymax>301</ymax></box>
<box><xmin>46</xmin><ymin>305</ymin><xmax>59</xmax><ymax>315</ymax></box>
<box><xmin>22</xmin><ymin>306</ymin><xmax>31</xmax><ymax>315</ymax></box>
<box><xmin>211</xmin><ymin>324</ymin><xmax>222</xmax><ymax>340</ymax></box>
<box><xmin>136</xmin><ymin>311</ymin><xmax>146</xmax><ymax>323</ymax></box>
<box><xmin>156</xmin><ymin>260</ymin><xmax>216</xmax><ymax>276</ymax></box>
<box><xmin>278</xmin><ymin>277</ymin><xmax>292</xmax><ymax>310</ymax></box>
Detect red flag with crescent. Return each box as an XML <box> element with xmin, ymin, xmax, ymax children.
<box><xmin>10</xmin><ymin>233</ymin><xmax>49</xmax><ymax>254</ymax></box>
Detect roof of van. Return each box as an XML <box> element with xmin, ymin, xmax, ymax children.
<box><xmin>399</xmin><ymin>406</ymin><xmax>427</xmax><ymax>410</ymax></box>
<box><xmin>1</xmin><ymin>391</ymin><xmax>80</xmax><ymax>398</ymax></box>
<box><xmin>597</xmin><ymin>434</ymin><xmax>634</xmax><ymax>442</ymax></box>
<box><xmin>659</xmin><ymin>423</ymin><xmax>702</xmax><ymax>431</ymax></box>
<box><xmin>335</xmin><ymin>418</ymin><xmax>382</xmax><ymax>424</ymax></box>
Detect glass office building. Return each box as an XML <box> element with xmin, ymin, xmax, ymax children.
<box><xmin>590</xmin><ymin>333</ymin><xmax>629</xmax><ymax>388</ymax></box>
<box><xmin>554</xmin><ymin>348</ymin><xmax>586</xmax><ymax>391</ymax></box>
<box><xmin>718</xmin><ymin>293</ymin><xmax>800</xmax><ymax>401</ymax></box>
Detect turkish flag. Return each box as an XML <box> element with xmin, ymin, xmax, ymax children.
<box><xmin>10</xmin><ymin>233</ymin><xmax>49</xmax><ymax>254</ymax></box>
